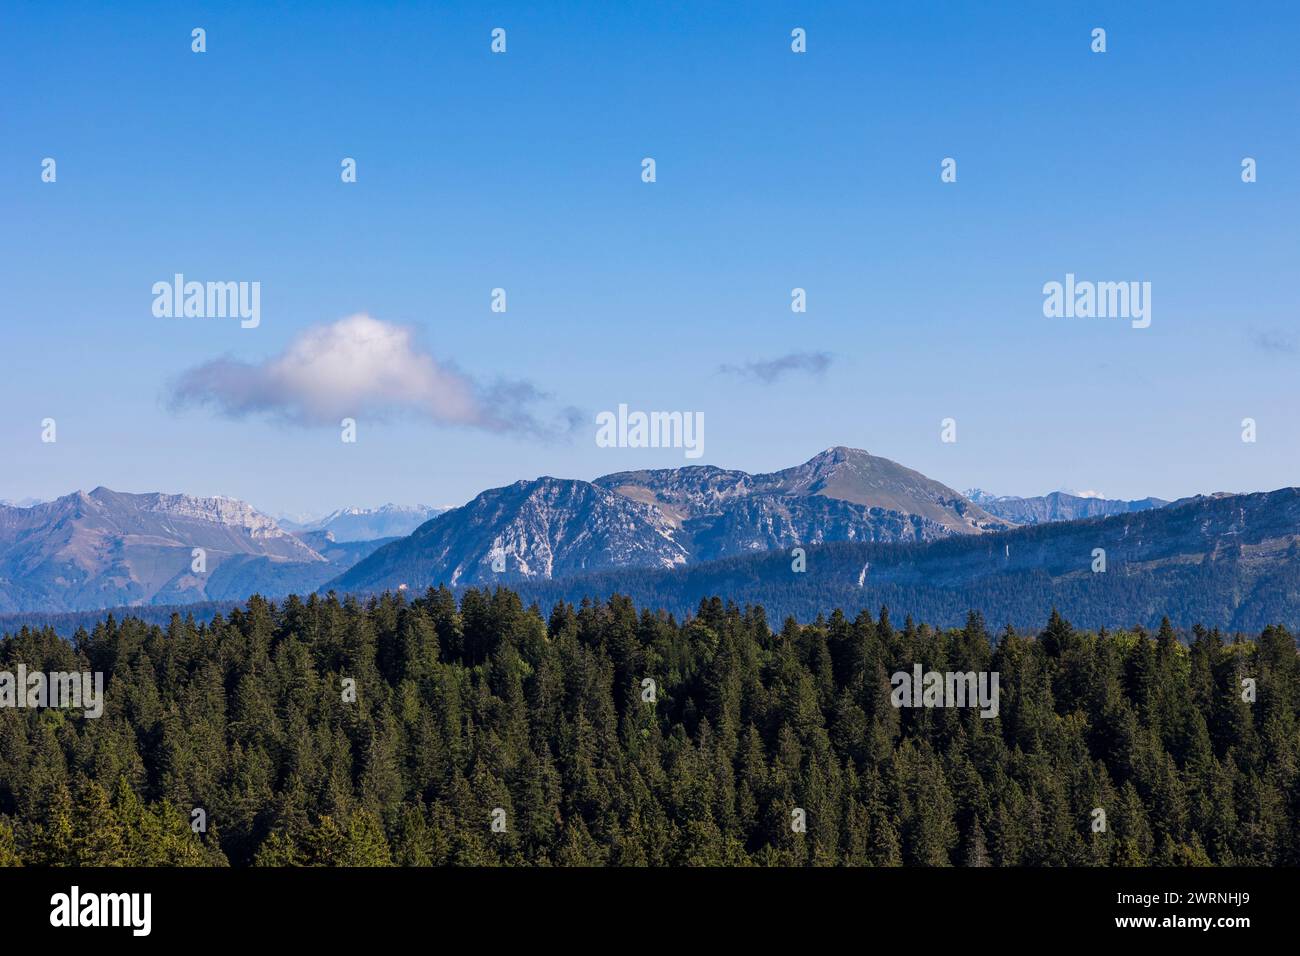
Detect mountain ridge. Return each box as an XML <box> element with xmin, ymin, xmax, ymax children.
<box><xmin>0</xmin><ymin>488</ymin><xmax>377</xmax><ymax>614</ymax></box>
<box><xmin>330</xmin><ymin>448</ymin><xmax>1014</xmax><ymax>594</ymax></box>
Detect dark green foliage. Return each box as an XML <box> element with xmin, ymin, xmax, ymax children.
<box><xmin>0</xmin><ymin>589</ymin><xmax>1294</xmax><ymax>866</ymax></box>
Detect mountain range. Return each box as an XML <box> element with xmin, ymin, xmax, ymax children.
<box><xmin>329</xmin><ymin>447</ymin><xmax>1010</xmax><ymax>593</ymax></box>
<box><xmin>1</xmin><ymin>448</ymin><xmax>1294</xmax><ymax>631</ymax></box>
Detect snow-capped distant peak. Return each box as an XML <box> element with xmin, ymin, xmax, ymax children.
<box><xmin>0</xmin><ymin>497</ymin><xmax>44</xmax><ymax>509</ymax></box>
<box><xmin>1062</xmin><ymin>488</ymin><xmax>1106</xmax><ymax>499</ymax></box>
<box><xmin>287</xmin><ymin>503</ymin><xmax>448</xmax><ymax>541</ymax></box>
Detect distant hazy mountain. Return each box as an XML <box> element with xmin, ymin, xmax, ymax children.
<box><xmin>281</xmin><ymin>504</ymin><xmax>446</xmax><ymax>541</ymax></box>
<box><xmin>291</xmin><ymin>529</ymin><xmax>397</xmax><ymax>568</ymax></box>
<box><xmin>0</xmin><ymin>497</ymin><xmax>44</xmax><ymax>509</ymax></box>
<box><xmin>330</xmin><ymin>447</ymin><xmax>1008</xmax><ymax>593</ymax></box>
<box><xmin>964</xmin><ymin>488</ymin><xmax>1168</xmax><ymax>525</ymax></box>
<box><xmin>0</xmin><ymin>488</ymin><xmax>355</xmax><ymax>614</ymax></box>
<box><xmin>506</xmin><ymin>488</ymin><xmax>1300</xmax><ymax>631</ymax></box>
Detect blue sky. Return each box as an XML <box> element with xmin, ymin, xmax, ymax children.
<box><xmin>3</xmin><ymin>0</ymin><xmax>1298</xmax><ymax>516</ymax></box>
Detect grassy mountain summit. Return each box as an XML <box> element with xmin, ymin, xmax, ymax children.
<box><xmin>748</xmin><ymin>446</ymin><xmax>1008</xmax><ymax>533</ymax></box>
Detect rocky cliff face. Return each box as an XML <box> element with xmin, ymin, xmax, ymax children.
<box><xmin>332</xmin><ymin>477</ymin><xmax>690</xmax><ymax>592</ymax></box>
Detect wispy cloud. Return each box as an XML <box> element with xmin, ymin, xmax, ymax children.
<box><xmin>718</xmin><ymin>351</ymin><xmax>833</xmax><ymax>384</ymax></box>
<box><xmin>168</xmin><ymin>314</ymin><xmax>574</xmax><ymax>436</ymax></box>
<box><xmin>1252</xmin><ymin>328</ymin><xmax>1297</xmax><ymax>355</ymax></box>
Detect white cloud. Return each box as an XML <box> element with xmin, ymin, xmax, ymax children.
<box><xmin>169</xmin><ymin>314</ymin><xmax>568</xmax><ymax>435</ymax></box>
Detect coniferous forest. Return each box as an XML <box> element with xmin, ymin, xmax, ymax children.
<box><xmin>0</xmin><ymin>587</ymin><xmax>1295</xmax><ymax>867</ymax></box>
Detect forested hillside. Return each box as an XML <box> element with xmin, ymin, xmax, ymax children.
<box><xmin>0</xmin><ymin>587</ymin><xmax>1295</xmax><ymax>866</ymax></box>
<box><xmin>509</xmin><ymin>489</ymin><xmax>1300</xmax><ymax>630</ymax></box>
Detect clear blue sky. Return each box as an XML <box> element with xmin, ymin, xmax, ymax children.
<box><xmin>3</xmin><ymin>0</ymin><xmax>1297</xmax><ymax>516</ymax></box>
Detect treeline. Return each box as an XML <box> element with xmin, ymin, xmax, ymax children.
<box><xmin>0</xmin><ymin>587</ymin><xmax>1296</xmax><ymax>866</ymax></box>
<box><xmin>0</xmin><ymin>599</ymin><xmax>235</xmax><ymax>636</ymax></box>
